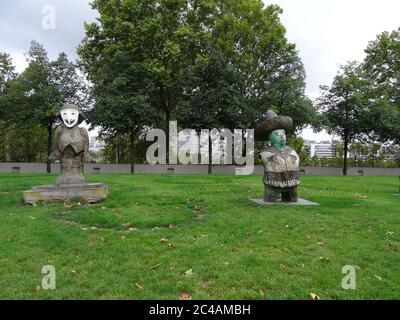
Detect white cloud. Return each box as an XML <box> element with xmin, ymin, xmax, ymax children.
<box><xmin>268</xmin><ymin>0</ymin><xmax>400</xmax><ymax>98</ymax></box>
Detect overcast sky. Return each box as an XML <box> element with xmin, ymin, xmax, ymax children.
<box><xmin>1</xmin><ymin>0</ymin><xmax>400</xmax><ymax>140</ymax></box>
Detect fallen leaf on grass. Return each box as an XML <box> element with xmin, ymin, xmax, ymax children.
<box><xmin>150</xmin><ymin>263</ymin><xmax>161</xmax><ymax>270</ymax></box>
<box><xmin>309</xmin><ymin>292</ymin><xmax>320</xmax><ymax>300</ymax></box>
<box><xmin>353</xmin><ymin>194</ymin><xmax>367</xmax><ymax>199</ymax></box>
<box><xmin>185</xmin><ymin>269</ymin><xmax>193</xmax><ymax>277</ymax></box>
<box><xmin>160</xmin><ymin>238</ymin><xmax>168</xmax><ymax>243</ymax></box>
<box><xmin>135</xmin><ymin>282</ymin><xmax>143</xmax><ymax>289</ymax></box>
<box><xmin>179</xmin><ymin>291</ymin><xmax>191</xmax><ymax>300</ymax></box>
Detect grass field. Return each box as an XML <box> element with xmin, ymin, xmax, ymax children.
<box><xmin>0</xmin><ymin>173</ymin><xmax>399</xmax><ymax>299</ymax></box>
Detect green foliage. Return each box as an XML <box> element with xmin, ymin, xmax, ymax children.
<box><xmin>99</xmin><ymin>132</ymin><xmax>151</xmax><ymax>164</ymax></box>
<box><xmin>317</xmin><ymin>61</ymin><xmax>373</xmax><ymax>174</ymax></box>
<box><xmin>318</xmin><ymin>62</ymin><xmax>371</xmax><ymax>140</ymax></box>
<box><xmin>0</xmin><ymin>53</ymin><xmax>17</xmax><ymax>121</ymax></box>
<box><xmin>0</xmin><ymin>123</ymin><xmax>47</xmax><ymax>162</ymax></box>
<box><xmin>1</xmin><ymin>42</ymin><xmax>87</xmax><ymax>169</ymax></box>
<box><xmin>286</xmin><ymin>135</ymin><xmax>308</xmax><ymax>164</ymax></box>
<box><xmin>15</xmin><ymin>41</ymin><xmax>87</xmax><ymax>127</ymax></box>
<box><xmin>78</xmin><ymin>0</ymin><xmax>316</xmax><ymax>151</ymax></box>
<box><xmin>89</xmin><ymin>50</ymin><xmax>157</xmax><ymax>133</ymax></box>
<box><xmin>364</xmin><ymin>28</ymin><xmax>400</xmax><ymax>144</ymax></box>
<box><xmin>177</xmin><ymin>52</ymin><xmax>254</xmax><ymax>130</ymax></box>
<box><xmin>0</xmin><ymin>53</ymin><xmax>16</xmax><ymax>95</ymax></box>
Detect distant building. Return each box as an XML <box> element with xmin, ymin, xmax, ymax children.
<box><xmin>89</xmin><ymin>136</ymin><xmax>105</xmax><ymax>153</ymax></box>
<box><xmin>304</xmin><ymin>140</ymin><xmax>334</xmax><ymax>158</ymax></box>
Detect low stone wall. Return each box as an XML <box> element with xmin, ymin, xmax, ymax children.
<box><xmin>0</xmin><ymin>163</ymin><xmax>398</xmax><ymax>176</ymax></box>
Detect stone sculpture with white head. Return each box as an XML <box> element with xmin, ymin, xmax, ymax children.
<box><xmin>50</xmin><ymin>103</ymin><xmax>92</xmax><ymax>186</ymax></box>
<box><xmin>23</xmin><ymin>103</ymin><xmax>108</xmax><ymax>205</ymax></box>
<box><xmin>255</xmin><ymin>110</ymin><xmax>300</xmax><ymax>202</ymax></box>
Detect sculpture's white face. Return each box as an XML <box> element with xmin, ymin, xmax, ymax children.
<box><xmin>61</xmin><ymin>108</ymin><xmax>79</xmax><ymax>128</ymax></box>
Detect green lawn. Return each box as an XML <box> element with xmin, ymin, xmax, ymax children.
<box><xmin>0</xmin><ymin>173</ymin><xmax>399</xmax><ymax>299</ymax></box>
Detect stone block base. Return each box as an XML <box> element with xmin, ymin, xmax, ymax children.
<box><xmin>23</xmin><ymin>183</ymin><xmax>108</xmax><ymax>205</ymax></box>
<box><xmin>250</xmin><ymin>198</ymin><xmax>319</xmax><ymax>206</ymax></box>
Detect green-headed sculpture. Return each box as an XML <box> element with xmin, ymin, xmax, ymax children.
<box><xmin>255</xmin><ymin>110</ymin><xmax>300</xmax><ymax>202</ymax></box>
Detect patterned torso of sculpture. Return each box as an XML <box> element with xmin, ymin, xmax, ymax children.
<box><xmin>50</xmin><ymin>103</ymin><xmax>91</xmax><ymax>186</ymax></box>
<box><xmin>261</xmin><ymin>146</ymin><xmax>300</xmax><ymax>189</ymax></box>
<box><xmin>255</xmin><ymin>110</ymin><xmax>301</xmax><ymax>202</ymax></box>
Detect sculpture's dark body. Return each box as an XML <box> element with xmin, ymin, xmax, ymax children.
<box><xmin>50</xmin><ymin>125</ymin><xmax>91</xmax><ymax>186</ymax></box>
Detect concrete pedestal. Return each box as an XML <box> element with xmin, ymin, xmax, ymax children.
<box><xmin>23</xmin><ymin>183</ymin><xmax>108</xmax><ymax>205</ymax></box>
<box><xmin>250</xmin><ymin>198</ymin><xmax>319</xmax><ymax>206</ymax></box>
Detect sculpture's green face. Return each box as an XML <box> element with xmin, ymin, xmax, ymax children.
<box><xmin>268</xmin><ymin>129</ymin><xmax>286</xmax><ymax>151</ymax></box>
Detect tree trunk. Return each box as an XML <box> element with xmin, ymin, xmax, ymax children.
<box><xmin>166</xmin><ymin>108</ymin><xmax>170</xmax><ymax>165</ymax></box>
<box><xmin>26</xmin><ymin>129</ymin><xmax>31</xmax><ymax>163</ymax></box>
<box><xmin>343</xmin><ymin>132</ymin><xmax>349</xmax><ymax>176</ymax></box>
<box><xmin>116</xmin><ymin>134</ymin><xmax>120</xmax><ymax>164</ymax></box>
<box><xmin>130</xmin><ymin>130</ymin><xmax>135</xmax><ymax>174</ymax></box>
<box><xmin>160</xmin><ymin>86</ymin><xmax>174</xmax><ymax>164</ymax></box>
<box><xmin>208</xmin><ymin>135</ymin><xmax>212</xmax><ymax>174</ymax></box>
<box><xmin>46</xmin><ymin>124</ymin><xmax>52</xmax><ymax>173</ymax></box>
<box><xmin>5</xmin><ymin>130</ymin><xmax>10</xmax><ymax>162</ymax></box>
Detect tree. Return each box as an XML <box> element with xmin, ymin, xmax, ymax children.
<box><xmin>208</xmin><ymin>1</ymin><xmax>315</xmax><ymax>130</ymax></box>
<box><xmin>100</xmin><ymin>131</ymin><xmax>151</xmax><ymax>165</ymax></box>
<box><xmin>88</xmin><ymin>50</ymin><xmax>157</xmax><ymax>173</ymax></box>
<box><xmin>364</xmin><ymin>28</ymin><xmax>400</xmax><ymax>144</ymax></box>
<box><xmin>0</xmin><ymin>53</ymin><xmax>16</xmax><ymax>95</ymax></box>
<box><xmin>176</xmin><ymin>52</ymin><xmax>253</xmax><ymax>173</ymax></box>
<box><xmin>317</xmin><ymin>61</ymin><xmax>371</xmax><ymax>175</ymax></box>
<box><xmin>6</xmin><ymin>41</ymin><xmax>87</xmax><ymax>172</ymax></box>
<box><xmin>78</xmin><ymin>0</ymin><xmax>203</xmax><ymax>163</ymax></box>
<box><xmin>286</xmin><ymin>135</ymin><xmax>309</xmax><ymax>165</ymax></box>
<box><xmin>0</xmin><ymin>53</ymin><xmax>17</xmax><ymax>161</ymax></box>
<box><xmin>0</xmin><ymin>123</ymin><xmax>47</xmax><ymax>162</ymax></box>
<box><xmin>78</xmin><ymin>0</ymin><xmax>314</xmax><ymax>163</ymax></box>
<box><xmin>251</xmin><ymin>45</ymin><xmax>315</xmax><ymax>131</ymax></box>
